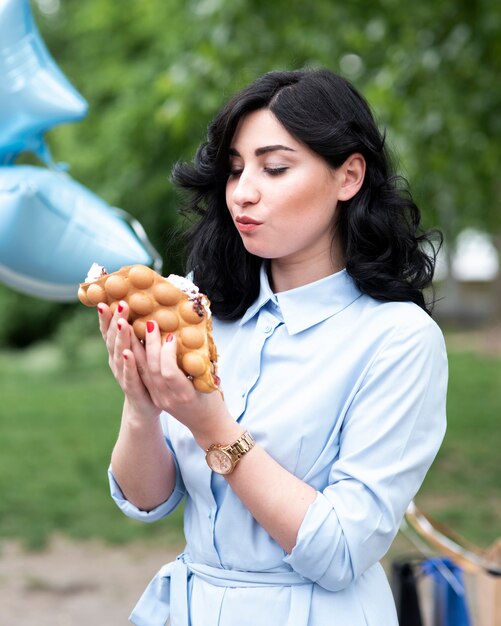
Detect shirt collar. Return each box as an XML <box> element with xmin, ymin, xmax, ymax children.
<box><xmin>239</xmin><ymin>264</ymin><xmax>362</xmax><ymax>335</ymax></box>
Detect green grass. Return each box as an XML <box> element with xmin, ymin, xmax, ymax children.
<box><xmin>416</xmin><ymin>346</ymin><xmax>501</xmax><ymax>547</ymax></box>
<box><xmin>0</xmin><ymin>330</ymin><xmax>499</xmax><ymax>550</ymax></box>
<box><xmin>0</xmin><ymin>336</ymin><xmax>184</xmax><ymax>550</ymax></box>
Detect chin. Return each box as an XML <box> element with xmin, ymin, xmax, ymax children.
<box><xmin>240</xmin><ymin>241</ymin><xmax>267</xmax><ymax>258</ymax></box>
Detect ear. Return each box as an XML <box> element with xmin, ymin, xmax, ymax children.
<box><xmin>337</xmin><ymin>153</ymin><xmax>366</xmax><ymax>201</ymax></box>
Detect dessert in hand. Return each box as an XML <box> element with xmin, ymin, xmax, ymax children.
<box><xmin>78</xmin><ymin>264</ymin><xmax>219</xmax><ymax>393</ymax></box>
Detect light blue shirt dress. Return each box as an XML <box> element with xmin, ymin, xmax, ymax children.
<box><xmin>109</xmin><ymin>266</ymin><xmax>448</xmax><ymax>626</ymax></box>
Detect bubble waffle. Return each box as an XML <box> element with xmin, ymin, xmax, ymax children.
<box><xmin>78</xmin><ymin>264</ymin><xmax>219</xmax><ymax>393</ymax></box>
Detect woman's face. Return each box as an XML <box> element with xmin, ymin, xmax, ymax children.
<box><xmin>225</xmin><ymin>108</ymin><xmax>345</xmax><ymax>273</ymax></box>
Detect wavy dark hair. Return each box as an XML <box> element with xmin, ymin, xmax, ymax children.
<box><xmin>172</xmin><ymin>68</ymin><xmax>440</xmax><ymax>318</ymax></box>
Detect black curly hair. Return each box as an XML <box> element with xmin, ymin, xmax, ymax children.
<box><xmin>172</xmin><ymin>68</ymin><xmax>440</xmax><ymax>318</ymax></box>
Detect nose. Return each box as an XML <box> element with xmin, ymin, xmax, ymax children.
<box><xmin>229</xmin><ymin>170</ymin><xmax>260</xmax><ymax>207</ymax></box>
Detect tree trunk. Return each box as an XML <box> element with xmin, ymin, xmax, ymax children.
<box><xmin>490</xmin><ymin>233</ymin><xmax>501</xmax><ymax>321</ymax></box>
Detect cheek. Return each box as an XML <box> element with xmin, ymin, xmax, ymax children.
<box><xmin>279</xmin><ymin>185</ymin><xmax>332</xmax><ymax>222</ymax></box>
<box><xmin>301</xmin><ymin>178</ymin><xmax>339</xmax><ymax>216</ymax></box>
<box><xmin>225</xmin><ymin>184</ymin><xmax>234</xmax><ymax>212</ymax></box>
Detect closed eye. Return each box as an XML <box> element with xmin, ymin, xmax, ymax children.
<box><xmin>228</xmin><ymin>165</ymin><xmax>289</xmax><ymax>178</ymax></box>
<box><xmin>264</xmin><ymin>167</ymin><xmax>288</xmax><ymax>176</ymax></box>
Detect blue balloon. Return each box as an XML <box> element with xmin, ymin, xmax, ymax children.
<box><xmin>0</xmin><ymin>166</ymin><xmax>161</xmax><ymax>301</ymax></box>
<box><xmin>0</xmin><ymin>0</ymin><xmax>88</xmax><ymax>163</ymax></box>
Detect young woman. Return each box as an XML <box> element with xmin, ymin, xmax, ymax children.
<box><xmin>98</xmin><ymin>69</ymin><xmax>447</xmax><ymax>625</ymax></box>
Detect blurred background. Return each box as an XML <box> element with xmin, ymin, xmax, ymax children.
<box><xmin>0</xmin><ymin>0</ymin><xmax>499</xmax><ymax>623</ymax></box>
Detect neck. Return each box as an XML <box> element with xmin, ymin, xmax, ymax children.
<box><xmin>269</xmin><ymin>248</ymin><xmax>345</xmax><ymax>293</ymax></box>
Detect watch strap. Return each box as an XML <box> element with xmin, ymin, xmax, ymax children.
<box><xmin>221</xmin><ymin>431</ymin><xmax>255</xmax><ymax>459</ymax></box>
<box><xmin>206</xmin><ymin>431</ymin><xmax>255</xmax><ymax>474</ymax></box>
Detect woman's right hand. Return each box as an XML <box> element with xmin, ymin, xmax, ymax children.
<box><xmin>97</xmin><ymin>300</ymin><xmax>161</xmax><ymax>422</ymax></box>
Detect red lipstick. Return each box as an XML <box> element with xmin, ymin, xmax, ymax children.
<box><xmin>235</xmin><ymin>215</ymin><xmax>262</xmax><ymax>233</ymax></box>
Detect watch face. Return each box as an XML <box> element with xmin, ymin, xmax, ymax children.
<box><xmin>206</xmin><ymin>449</ymin><xmax>233</xmax><ymax>475</ymax></box>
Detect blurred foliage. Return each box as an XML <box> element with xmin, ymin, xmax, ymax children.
<box><xmin>1</xmin><ymin>0</ymin><xmax>499</xmax><ymax>346</ymax></box>
<box><xmin>35</xmin><ymin>0</ymin><xmax>500</xmax><ymax>236</ymax></box>
<box><xmin>0</xmin><ymin>336</ymin><xmax>184</xmax><ymax>549</ymax></box>
<box><xmin>0</xmin><ymin>282</ymin><xmax>74</xmax><ymax>348</ymax></box>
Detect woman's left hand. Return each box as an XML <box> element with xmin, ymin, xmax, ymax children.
<box><xmin>126</xmin><ymin>319</ymin><xmax>240</xmax><ymax>450</ymax></box>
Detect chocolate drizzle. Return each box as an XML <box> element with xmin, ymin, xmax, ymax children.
<box><xmin>192</xmin><ymin>297</ymin><xmax>205</xmax><ymax>317</ymax></box>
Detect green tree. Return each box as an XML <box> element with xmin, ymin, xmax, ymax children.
<box><xmin>1</xmin><ymin>0</ymin><xmax>498</xmax><ymax>345</ymax></box>
<box><xmin>39</xmin><ymin>0</ymin><xmax>498</xmax><ymax>246</ymax></box>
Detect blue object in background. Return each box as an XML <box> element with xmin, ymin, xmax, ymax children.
<box><xmin>0</xmin><ymin>2</ymin><xmax>161</xmax><ymax>302</ymax></box>
<box><xmin>0</xmin><ymin>166</ymin><xmax>159</xmax><ymax>301</ymax></box>
<box><xmin>422</xmin><ymin>558</ymin><xmax>472</xmax><ymax>626</ymax></box>
<box><xmin>0</xmin><ymin>0</ymin><xmax>88</xmax><ymax>164</ymax></box>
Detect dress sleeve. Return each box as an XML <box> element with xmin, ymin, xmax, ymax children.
<box><xmin>284</xmin><ymin>317</ymin><xmax>448</xmax><ymax>591</ymax></box>
<box><xmin>108</xmin><ymin>416</ymin><xmax>186</xmax><ymax>523</ymax></box>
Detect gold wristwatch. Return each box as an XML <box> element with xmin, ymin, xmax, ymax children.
<box><xmin>205</xmin><ymin>431</ymin><xmax>255</xmax><ymax>475</ymax></box>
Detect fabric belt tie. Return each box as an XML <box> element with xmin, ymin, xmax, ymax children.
<box><xmin>129</xmin><ymin>554</ymin><xmax>314</xmax><ymax>626</ymax></box>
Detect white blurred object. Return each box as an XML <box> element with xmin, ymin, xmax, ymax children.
<box><xmin>453</xmin><ymin>229</ymin><xmax>499</xmax><ymax>281</ymax></box>
<box><xmin>435</xmin><ymin>229</ymin><xmax>499</xmax><ymax>282</ymax></box>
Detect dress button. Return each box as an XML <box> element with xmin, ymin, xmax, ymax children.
<box><xmin>264</xmin><ymin>324</ymin><xmax>272</xmax><ymax>333</ymax></box>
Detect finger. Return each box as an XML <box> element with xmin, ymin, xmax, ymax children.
<box><xmin>121</xmin><ymin>349</ymin><xmax>158</xmax><ymax>417</ymax></box>
<box><xmin>114</xmin><ymin>317</ymin><xmax>132</xmax><ymax>364</ymax></box>
<box><xmin>130</xmin><ymin>330</ymin><xmax>149</xmax><ymax>380</ymax></box>
<box><xmin>121</xmin><ymin>349</ymin><xmax>139</xmax><ymax>390</ymax></box>
<box><xmin>98</xmin><ymin>304</ymin><xmax>124</xmax><ymax>373</ymax></box>
<box><xmin>106</xmin><ymin>300</ymin><xmax>128</xmax><ymax>353</ymax></box>
<box><xmin>115</xmin><ymin>299</ymin><xmax>129</xmax><ymax>321</ymax></box>
<box><xmin>144</xmin><ymin>319</ymin><xmax>162</xmax><ymax>375</ymax></box>
<box><xmin>160</xmin><ymin>333</ymin><xmax>191</xmax><ymax>392</ymax></box>
<box><xmin>97</xmin><ymin>302</ymin><xmax>112</xmax><ymax>340</ymax></box>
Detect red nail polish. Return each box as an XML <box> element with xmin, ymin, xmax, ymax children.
<box><xmin>117</xmin><ymin>303</ymin><xmax>124</xmax><ymax>313</ymax></box>
<box><xmin>123</xmin><ymin>352</ymin><xmax>128</xmax><ymax>360</ymax></box>
<box><xmin>97</xmin><ymin>305</ymin><xmax>104</xmax><ymax>314</ymax></box>
<box><xmin>117</xmin><ymin>320</ymin><xmax>123</xmax><ymax>331</ymax></box>
<box><xmin>146</xmin><ymin>321</ymin><xmax>155</xmax><ymax>333</ymax></box>
<box><xmin>166</xmin><ymin>333</ymin><xmax>174</xmax><ymax>342</ymax></box>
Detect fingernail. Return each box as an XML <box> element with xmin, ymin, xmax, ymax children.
<box><xmin>117</xmin><ymin>319</ymin><xmax>123</xmax><ymax>331</ymax></box>
<box><xmin>166</xmin><ymin>333</ymin><xmax>174</xmax><ymax>343</ymax></box>
<box><xmin>146</xmin><ymin>321</ymin><xmax>155</xmax><ymax>333</ymax></box>
<box><xmin>97</xmin><ymin>305</ymin><xmax>104</xmax><ymax>314</ymax></box>
<box><xmin>117</xmin><ymin>302</ymin><xmax>124</xmax><ymax>313</ymax></box>
<box><xmin>123</xmin><ymin>351</ymin><xmax>128</xmax><ymax>360</ymax></box>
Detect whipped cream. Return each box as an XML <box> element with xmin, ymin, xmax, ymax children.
<box><xmin>85</xmin><ymin>263</ymin><xmax>108</xmax><ymax>283</ymax></box>
<box><xmin>167</xmin><ymin>274</ymin><xmax>211</xmax><ymax>317</ymax></box>
<box><xmin>166</xmin><ymin>273</ymin><xmax>199</xmax><ymax>295</ymax></box>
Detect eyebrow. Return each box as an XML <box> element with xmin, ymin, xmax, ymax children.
<box><xmin>229</xmin><ymin>144</ymin><xmax>296</xmax><ymax>157</ymax></box>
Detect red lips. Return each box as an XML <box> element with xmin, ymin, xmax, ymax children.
<box><xmin>234</xmin><ymin>215</ymin><xmax>262</xmax><ymax>234</ymax></box>
<box><xmin>235</xmin><ymin>215</ymin><xmax>262</xmax><ymax>225</ymax></box>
